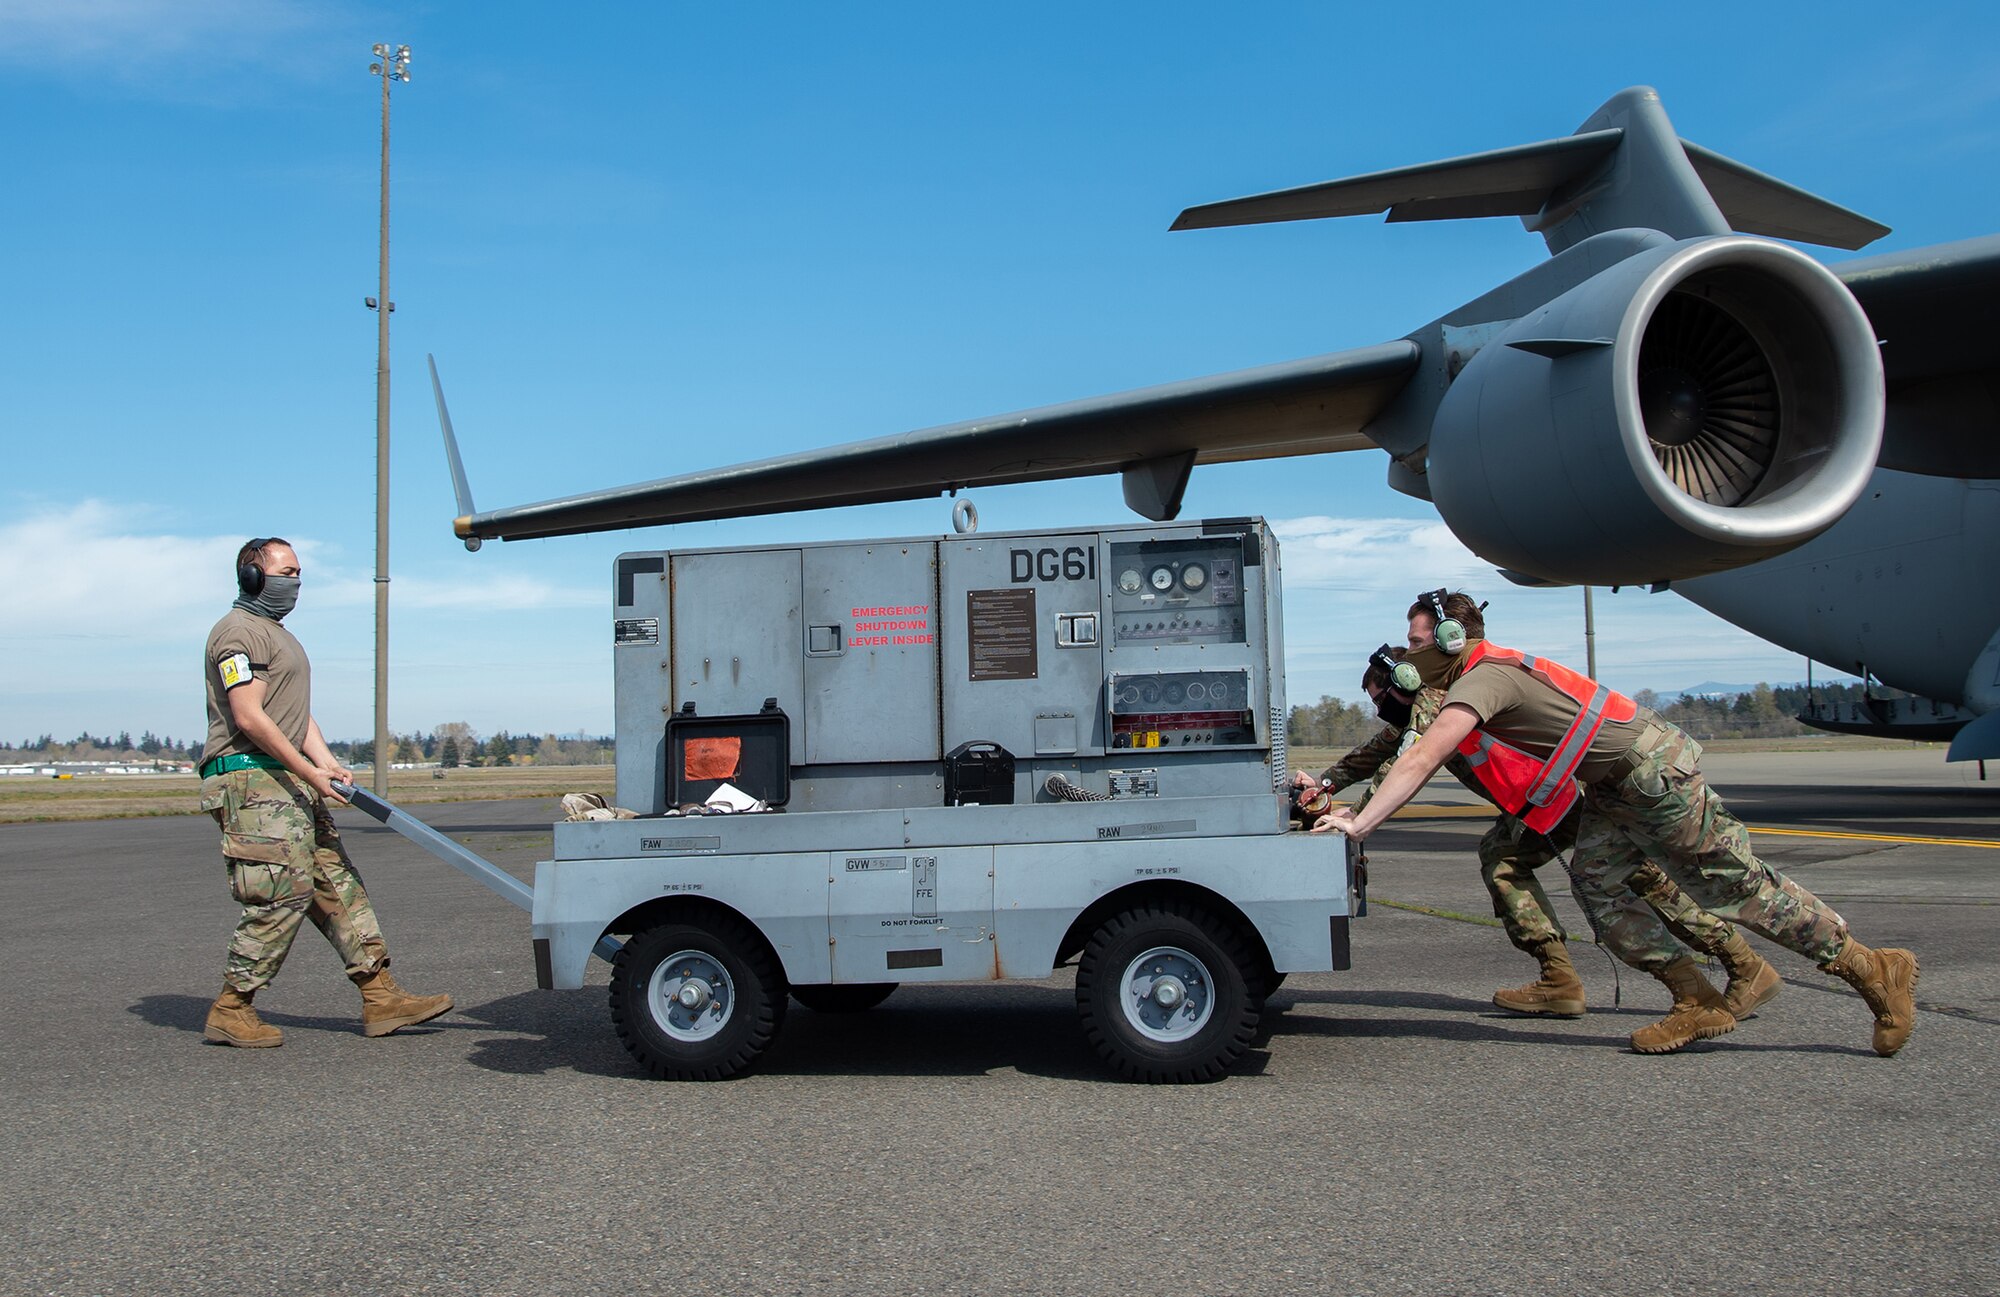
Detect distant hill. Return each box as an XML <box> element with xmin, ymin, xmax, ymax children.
<box><xmin>1663</xmin><ymin>681</ymin><xmax>1767</xmax><ymax>700</ymax></box>
<box><xmin>1653</xmin><ymin>677</ymin><xmax>1864</xmax><ymax>702</ymax></box>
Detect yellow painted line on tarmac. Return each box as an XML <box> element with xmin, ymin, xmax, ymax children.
<box><xmin>1366</xmin><ymin>804</ymin><xmax>2000</xmax><ymax>847</ymax></box>
<box><xmin>1748</xmin><ymin>825</ymin><xmax>2000</xmax><ymax>850</ymax></box>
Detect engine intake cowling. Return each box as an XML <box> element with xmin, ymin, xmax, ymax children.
<box><xmin>1426</xmin><ymin>236</ymin><xmax>1883</xmax><ymax>585</ymax></box>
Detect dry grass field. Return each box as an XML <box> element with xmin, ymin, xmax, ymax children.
<box><xmin>0</xmin><ymin>765</ymin><xmax>616</xmax><ymax>825</ymax></box>
<box><xmin>3</xmin><ymin>735</ymin><xmax>1941</xmax><ymax>825</ymax></box>
<box><xmin>1289</xmin><ymin>734</ymin><xmax>1937</xmax><ymax>776</ymax></box>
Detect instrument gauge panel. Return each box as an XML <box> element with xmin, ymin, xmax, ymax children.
<box><xmin>1106</xmin><ymin>536</ymin><xmax>1248</xmax><ymax>646</ymax></box>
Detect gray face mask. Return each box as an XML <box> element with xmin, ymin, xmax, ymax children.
<box><xmin>235</xmin><ymin>575</ymin><xmax>301</xmax><ymax>622</ymax></box>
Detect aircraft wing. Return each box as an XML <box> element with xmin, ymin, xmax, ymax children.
<box><xmin>455</xmin><ymin>340</ymin><xmax>1420</xmax><ymax>542</ymax></box>
<box><xmin>1838</xmin><ymin>234</ymin><xmax>2000</xmax><ymax>478</ymax></box>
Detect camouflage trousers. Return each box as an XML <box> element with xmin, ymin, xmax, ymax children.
<box><xmin>1480</xmin><ymin>812</ymin><xmax>1740</xmax><ymax>963</ymax></box>
<box><xmin>1478</xmin><ymin>814</ymin><xmax>1571</xmax><ymax>950</ymax></box>
<box><xmin>200</xmin><ymin>767</ymin><xmax>389</xmax><ymax>993</ymax></box>
<box><xmin>1572</xmin><ymin>729</ymin><xmax>1848</xmax><ymax>973</ymax></box>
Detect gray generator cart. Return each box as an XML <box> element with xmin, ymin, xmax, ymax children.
<box><xmin>541</xmin><ymin>516</ymin><xmax>1360</xmax><ymax>1082</ymax></box>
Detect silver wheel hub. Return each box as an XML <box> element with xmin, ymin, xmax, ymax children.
<box><xmin>647</xmin><ymin>949</ymin><xmax>735</xmax><ymax>1043</ymax></box>
<box><xmin>1120</xmin><ymin>945</ymin><xmax>1215</xmax><ymax>1043</ymax></box>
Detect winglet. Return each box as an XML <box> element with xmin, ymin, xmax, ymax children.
<box><xmin>1678</xmin><ymin>138</ymin><xmax>1889</xmax><ymax>251</ymax></box>
<box><xmin>1170</xmin><ymin>130</ymin><xmax>1625</xmax><ymax>232</ymax></box>
<box><xmin>427</xmin><ymin>355</ymin><xmax>483</xmax><ymax>552</ymax></box>
<box><xmin>1172</xmin><ymin>87</ymin><xmax>1888</xmax><ymax>253</ymax></box>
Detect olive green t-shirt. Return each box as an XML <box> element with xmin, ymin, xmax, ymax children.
<box><xmin>202</xmin><ymin>608</ymin><xmax>311</xmax><ymax>761</ymax></box>
<box><xmin>1441</xmin><ymin>658</ymin><xmax>1651</xmax><ymax>784</ymax></box>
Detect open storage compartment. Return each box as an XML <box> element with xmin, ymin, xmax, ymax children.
<box><xmin>665</xmin><ymin>699</ymin><xmax>791</xmax><ymax>808</ymax></box>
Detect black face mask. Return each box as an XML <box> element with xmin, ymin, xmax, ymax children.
<box><xmin>1375</xmin><ymin>689</ymin><xmax>1414</xmax><ymax>728</ymax></box>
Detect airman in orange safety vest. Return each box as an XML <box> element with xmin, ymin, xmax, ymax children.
<box><xmin>1317</xmin><ymin>589</ymin><xmax>1919</xmax><ymax>1059</ymax></box>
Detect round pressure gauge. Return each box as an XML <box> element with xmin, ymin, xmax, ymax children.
<box><xmin>1180</xmin><ymin>563</ymin><xmax>1208</xmax><ymax>592</ymax></box>
<box><xmin>1117</xmin><ymin>568</ymin><xmax>1143</xmax><ymax>594</ymax></box>
<box><xmin>1149</xmin><ymin>566</ymin><xmax>1175</xmax><ymax>592</ymax></box>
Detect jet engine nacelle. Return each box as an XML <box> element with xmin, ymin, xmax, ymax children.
<box><xmin>1427</xmin><ymin>236</ymin><xmax>1884</xmax><ymax>586</ymax></box>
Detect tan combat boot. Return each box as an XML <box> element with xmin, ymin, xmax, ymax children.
<box><xmin>1492</xmin><ymin>939</ymin><xmax>1586</xmax><ymax>1018</ymax></box>
<box><xmin>1716</xmin><ymin>932</ymin><xmax>1782</xmax><ymax>1019</ymax></box>
<box><xmin>204</xmin><ymin>986</ymin><xmax>283</xmax><ymax>1048</ymax></box>
<box><xmin>354</xmin><ymin>968</ymin><xmax>453</xmax><ymax>1038</ymax></box>
<box><xmin>1630</xmin><ymin>957</ymin><xmax>1736</xmax><ymax>1054</ymax></box>
<box><xmin>1822</xmin><ymin>939</ymin><xmax>1919</xmax><ymax>1057</ymax></box>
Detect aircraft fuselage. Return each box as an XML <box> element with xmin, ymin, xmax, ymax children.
<box><xmin>1679</xmin><ymin>467</ymin><xmax>2000</xmax><ymax>709</ymax></box>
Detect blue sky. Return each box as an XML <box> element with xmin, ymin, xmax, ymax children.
<box><xmin>4</xmin><ymin>2</ymin><xmax>1996</xmax><ymax>743</ymax></box>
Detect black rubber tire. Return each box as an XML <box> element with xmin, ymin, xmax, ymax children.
<box><xmin>609</xmin><ymin>910</ymin><xmax>787</xmax><ymax>1081</ymax></box>
<box><xmin>791</xmin><ymin>983</ymin><xmax>898</xmax><ymax>1014</ymax></box>
<box><xmin>1075</xmin><ymin>901</ymin><xmax>1262</xmax><ymax>1084</ymax></box>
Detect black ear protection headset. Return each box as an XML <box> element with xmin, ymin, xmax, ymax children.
<box><xmin>1369</xmin><ymin>643</ymin><xmax>1423</xmax><ymax>695</ymax></box>
<box><xmin>238</xmin><ymin>538</ymin><xmax>273</xmax><ymax>597</ymax></box>
<box><xmin>1420</xmin><ymin>588</ymin><xmax>1468</xmax><ymax>656</ymax></box>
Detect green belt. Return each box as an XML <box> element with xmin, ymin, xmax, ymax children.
<box><xmin>199</xmin><ymin>753</ymin><xmax>287</xmax><ymax>779</ymax></box>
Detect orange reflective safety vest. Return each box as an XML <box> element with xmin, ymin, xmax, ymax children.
<box><xmin>1452</xmin><ymin>642</ymin><xmax>1638</xmax><ymax>834</ymax></box>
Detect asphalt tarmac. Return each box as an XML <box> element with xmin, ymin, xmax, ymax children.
<box><xmin>2</xmin><ymin>748</ymin><xmax>1995</xmax><ymax>1296</ymax></box>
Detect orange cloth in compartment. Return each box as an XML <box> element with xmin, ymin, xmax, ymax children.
<box><xmin>683</xmin><ymin>736</ymin><xmax>742</xmax><ymax>781</ymax></box>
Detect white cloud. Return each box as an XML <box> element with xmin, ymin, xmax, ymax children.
<box><xmin>0</xmin><ymin>500</ymin><xmax>1842</xmax><ymax>741</ymax></box>
<box><xmin>0</xmin><ymin>500</ymin><xmax>609</xmax><ymax>738</ymax></box>
<box><xmin>1266</xmin><ymin>513</ymin><xmax>1838</xmax><ymax>707</ymax></box>
<box><xmin>0</xmin><ymin>0</ymin><xmax>322</xmax><ymax>71</ymax></box>
<box><xmin>1271</xmin><ymin>515</ymin><xmax>1493</xmax><ymax>593</ymax></box>
<box><xmin>0</xmin><ymin>499</ymin><xmax>598</xmax><ymax>637</ymax></box>
<box><xmin>0</xmin><ymin>500</ymin><xmax>243</xmax><ymax>642</ymax></box>
<box><xmin>306</xmin><ymin>571</ymin><xmax>599</xmax><ymax>614</ymax></box>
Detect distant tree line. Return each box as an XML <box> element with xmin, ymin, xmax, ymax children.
<box><xmin>1637</xmin><ymin>681</ymin><xmax>1896</xmax><ymax>742</ymax></box>
<box><xmin>2</xmin><ymin>732</ymin><xmax>200</xmax><ymax>763</ymax></box>
<box><xmin>326</xmin><ymin>723</ymin><xmax>614</xmax><ymax>768</ymax></box>
<box><xmin>1288</xmin><ymin>680</ymin><xmax>1904</xmax><ymax>750</ymax></box>
<box><xmin>1284</xmin><ymin>697</ymin><xmax>1385</xmax><ymax>750</ymax></box>
<box><xmin>5</xmin><ymin>725</ymin><xmax>614</xmax><ymax>767</ymax></box>
<box><xmin>13</xmin><ymin>682</ymin><xmax>1903</xmax><ymax>767</ymax></box>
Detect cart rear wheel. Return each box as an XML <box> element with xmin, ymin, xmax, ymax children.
<box><xmin>1076</xmin><ymin>901</ymin><xmax>1261</xmax><ymax>1083</ymax></box>
<box><xmin>791</xmin><ymin>983</ymin><xmax>898</xmax><ymax>1013</ymax></box>
<box><xmin>610</xmin><ymin>911</ymin><xmax>786</xmax><ymax>1080</ymax></box>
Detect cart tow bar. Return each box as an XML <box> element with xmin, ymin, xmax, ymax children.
<box><xmin>332</xmin><ymin>781</ymin><xmax>622</xmax><ymax>964</ymax></box>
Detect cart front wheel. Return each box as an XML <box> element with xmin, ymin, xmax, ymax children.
<box><xmin>1076</xmin><ymin>902</ymin><xmax>1261</xmax><ymax>1083</ymax></box>
<box><xmin>610</xmin><ymin>911</ymin><xmax>786</xmax><ymax>1080</ymax></box>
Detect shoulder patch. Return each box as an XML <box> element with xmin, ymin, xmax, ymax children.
<box><xmin>218</xmin><ymin>652</ymin><xmax>254</xmax><ymax>689</ymax></box>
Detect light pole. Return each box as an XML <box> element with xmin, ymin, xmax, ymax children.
<box><xmin>366</xmin><ymin>43</ymin><xmax>409</xmax><ymax>796</ymax></box>
<box><xmin>1583</xmin><ymin>585</ymin><xmax>1597</xmax><ymax>679</ymax></box>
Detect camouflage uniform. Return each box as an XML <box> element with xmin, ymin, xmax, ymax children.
<box><xmin>1574</xmin><ymin>725</ymin><xmax>1849</xmax><ymax>966</ymax></box>
<box><xmin>199</xmin><ymin>766</ymin><xmax>388</xmax><ymax>993</ymax></box>
<box><xmin>1345</xmin><ymin>688</ymin><xmax>1744</xmax><ymax>969</ymax></box>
